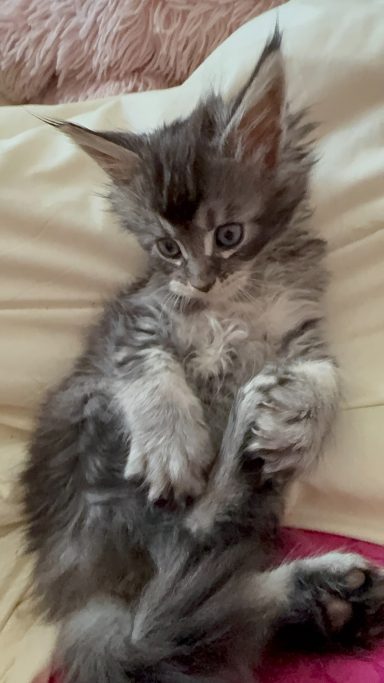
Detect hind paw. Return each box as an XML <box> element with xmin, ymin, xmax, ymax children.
<box><xmin>284</xmin><ymin>552</ymin><xmax>384</xmax><ymax>651</ymax></box>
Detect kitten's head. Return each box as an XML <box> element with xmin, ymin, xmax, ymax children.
<box><xmin>57</xmin><ymin>31</ymin><xmax>313</xmax><ymax>304</ymax></box>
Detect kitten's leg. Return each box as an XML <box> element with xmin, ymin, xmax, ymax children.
<box><xmin>235</xmin><ymin>356</ymin><xmax>339</xmax><ymax>475</ymax></box>
<box><xmin>118</xmin><ymin>348</ymin><xmax>214</xmax><ymax>502</ymax></box>
<box><xmin>22</xmin><ymin>374</ymin><xmax>154</xmax><ymax>621</ymax></box>
<box><xmin>256</xmin><ymin>551</ymin><xmax>384</xmax><ymax>651</ymax></box>
<box><xmin>55</xmin><ymin>550</ymin><xmax>384</xmax><ymax>683</ymax></box>
<box><xmin>223</xmin><ymin>311</ymin><xmax>340</xmax><ymax>475</ymax></box>
<box><xmin>187</xmin><ymin>325</ymin><xmax>339</xmax><ymax>535</ymax></box>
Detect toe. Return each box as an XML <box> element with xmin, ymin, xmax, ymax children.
<box><xmin>344</xmin><ymin>568</ymin><xmax>367</xmax><ymax>591</ymax></box>
<box><xmin>325</xmin><ymin>597</ymin><xmax>353</xmax><ymax>631</ymax></box>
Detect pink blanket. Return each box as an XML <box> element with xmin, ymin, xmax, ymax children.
<box><xmin>0</xmin><ymin>0</ymin><xmax>283</xmax><ymax>105</ymax></box>
<box><xmin>37</xmin><ymin>529</ymin><xmax>384</xmax><ymax>683</ymax></box>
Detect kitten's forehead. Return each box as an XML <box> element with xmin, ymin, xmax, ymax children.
<box><xmin>146</xmin><ymin>117</ymin><xmax>207</xmax><ymax>225</ymax></box>
<box><xmin>194</xmin><ymin>203</ymin><xmax>228</xmax><ymax>231</ymax></box>
<box><xmin>159</xmin><ymin>203</ymin><xmax>226</xmax><ymax>243</ymax></box>
<box><xmin>148</xmin><ymin>143</ymin><xmax>265</xmax><ymax>237</ymax></box>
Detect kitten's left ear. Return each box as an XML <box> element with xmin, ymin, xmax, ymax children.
<box><xmin>223</xmin><ymin>28</ymin><xmax>285</xmax><ymax>168</ymax></box>
<box><xmin>43</xmin><ymin>119</ymin><xmax>140</xmax><ymax>182</ymax></box>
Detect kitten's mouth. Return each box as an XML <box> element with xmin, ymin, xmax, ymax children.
<box><xmin>169</xmin><ymin>280</ymin><xmax>208</xmax><ymax>300</ymax></box>
<box><xmin>169</xmin><ymin>273</ymin><xmax>250</xmax><ymax>304</ymax></box>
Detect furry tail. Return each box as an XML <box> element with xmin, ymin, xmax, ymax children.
<box><xmin>56</xmin><ymin>538</ymin><xmax>263</xmax><ymax>683</ymax></box>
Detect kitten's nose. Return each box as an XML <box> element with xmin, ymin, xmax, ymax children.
<box><xmin>190</xmin><ymin>279</ymin><xmax>215</xmax><ymax>293</ymax></box>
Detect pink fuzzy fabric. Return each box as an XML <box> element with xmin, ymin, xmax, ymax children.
<box><xmin>0</xmin><ymin>0</ymin><xmax>284</xmax><ymax>105</ymax></box>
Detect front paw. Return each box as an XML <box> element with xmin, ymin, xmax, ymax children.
<box><xmin>238</xmin><ymin>362</ymin><xmax>333</xmax><ymax>474</ymax></box>
<box><xmin>124</xmin><ymin>419</ymin><xmax>214</xmax><ymax>505</ymax></box>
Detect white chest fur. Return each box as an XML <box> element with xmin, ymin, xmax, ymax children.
<box><xmin>174</xmin><ymin>301</ymin><xmax>262</xmax><ymax>387</ymax></box>
<box><xmin>173</xmin><ymin>288</ymin><xmax>322</xmax><ymax>386</ymax></box>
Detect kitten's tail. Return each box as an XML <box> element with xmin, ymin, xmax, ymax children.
<box><xmin>56</xmin><ymin>537</ymin><xmax>262</xmax><ymax>683</ymax></box>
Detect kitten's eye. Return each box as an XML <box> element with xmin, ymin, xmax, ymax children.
<box><xmin>215</xmin><ymin>223</ymin><xmax>244</xmax><ymax>249</ymax></box>
<box><xmin>157</xmin><ymin>238</ymin><xmax>181</xmax><ymax>259</ymax></box>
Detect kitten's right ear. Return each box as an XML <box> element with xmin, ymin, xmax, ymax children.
<box><xmin>43</xmin><ymin>119</ymin><xmax>140</xmax><ymax>182</ymax></box>
<box><xmin>222</xmin><ymin>28</ymin><xmax>286</xmax><ymax>168</ymax></box>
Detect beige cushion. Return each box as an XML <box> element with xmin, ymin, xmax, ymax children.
<box><xmin>1</xmin><ymin>0</ymin><xmax>384</xmax><ymax>679</ymax></box>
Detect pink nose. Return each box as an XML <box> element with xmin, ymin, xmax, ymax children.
<box><xmin>189</xmin><ymin>277</ymin><xmax>216</xmax><ymax>292</ymax></box>
<box><xmin>193</xmin><ymin>281</ymin><xmax>214</xmax><ymax>293</ymax></box>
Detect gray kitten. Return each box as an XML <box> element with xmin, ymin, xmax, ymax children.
<box><xmin>22</xmin><ymin>33</ymin><xmax>384</xmax><ymax>683</ymax></box>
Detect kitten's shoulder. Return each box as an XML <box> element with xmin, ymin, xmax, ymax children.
<box><xmin>81</xmin><ymin>274</ymin><xmax>166</xmax><ymax>361</ymax></box>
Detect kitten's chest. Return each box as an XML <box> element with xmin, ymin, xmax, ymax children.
<box><xmin>174</xmin><ymin>305</ymin><xmax>265</xmax><ymax>393</ymax></box>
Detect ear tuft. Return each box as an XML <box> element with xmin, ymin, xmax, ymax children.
<box><xmin>223</xmin><ymin>27</ymin><xmax>285</xmax><ymax>167</ymax></box>
<box><xmin>39</xmin><ymin>118</ymin><xmax>139</xmax><ymax>182</ymax></box>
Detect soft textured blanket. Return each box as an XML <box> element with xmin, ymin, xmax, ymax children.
<box><xmin>0</xmin><ymin>0</ymin><xmax>282</xmax><ymax>104</ymax></box>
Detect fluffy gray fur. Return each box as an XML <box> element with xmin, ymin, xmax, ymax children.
<box><xmin>21</xmin><ymin>32</ymin><xmax>384</xmax><ymax>683</ymax></box>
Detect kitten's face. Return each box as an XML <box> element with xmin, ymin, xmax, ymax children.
<box><xmin>59</xmin><ymin>32</ymin><xmax>312</xmax><ymax>304</ymax></box>
<box><xmin>131</xmin><ymin>141</ymin><xmax>274</xmax><ymax>304</ymax></box>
